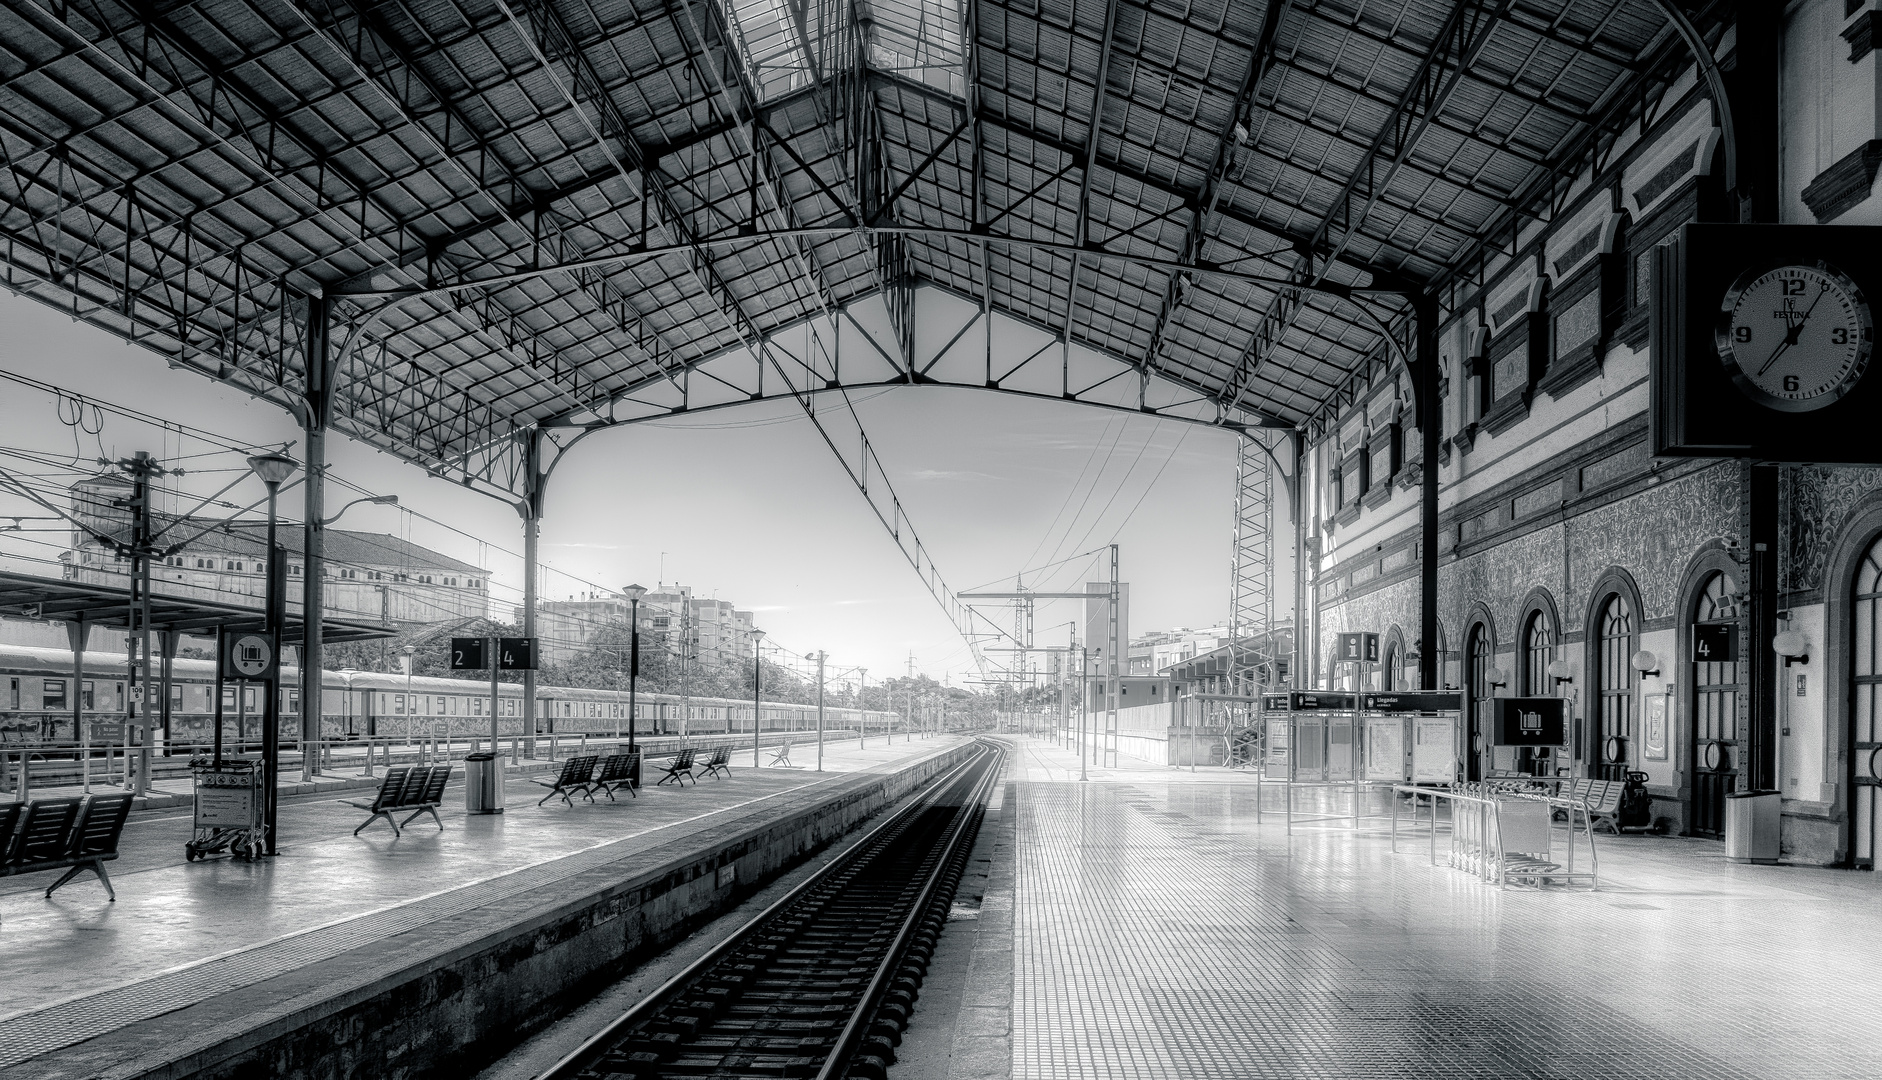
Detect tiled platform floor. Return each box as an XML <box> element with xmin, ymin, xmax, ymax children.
<box><xmin>0</xmin><ymin>733</ymin><xmax>962</xmax><ymax>1070</ymax></box>
<box><xmin>1006</xmin><ymin>737</ymin><xmax>1879</xmax><ymax>1080</ymax></box>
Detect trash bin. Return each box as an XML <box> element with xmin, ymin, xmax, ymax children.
<box><xmin>1724</xmin><ymin>789</ymin><xmax>1780</xmax><ymax>863</ymax></box>
<box><xmin>464</xmin><ymin>751</ymin><xmax>504</xmax><ymax>815</ymax></box>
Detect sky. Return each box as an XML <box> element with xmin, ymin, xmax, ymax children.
<box><xmin>0</xmin><ymin>284</ymin><xmax>1288</xmax><ymax>686</ymax></box>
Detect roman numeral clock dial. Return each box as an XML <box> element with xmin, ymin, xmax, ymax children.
<box><xmin>1717</xmin><ymin>262</ymin><xmax>1873</xmax><ymax>412</ymax></box>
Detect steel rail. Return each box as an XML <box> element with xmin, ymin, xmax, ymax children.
<box><xmin>536</xmin><ymin>739</ymin><xmax>1004</xmax><ymax>1080</ymax></box>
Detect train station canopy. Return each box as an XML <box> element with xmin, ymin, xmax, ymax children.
<box><xmin>0</xmin><ymin>571</ymin><xmax>394</xmax><ymax>643</ymax></box>
<box><xmin>0</xmin><ymin>0</ymin><xmax>1719</xmax><ymax>489</ymax></box>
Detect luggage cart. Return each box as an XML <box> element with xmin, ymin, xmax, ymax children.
<box><xmin>185</xmin><ymin>757</ymin><xmax>266</xmax><ymax>861</ymax></box>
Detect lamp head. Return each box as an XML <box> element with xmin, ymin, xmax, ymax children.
<box><xmin>367</xmin><ymin>494</ymin><xmax>399</xmax><ymax>506</ymax></box>
<box><xmin>1546</xmin><ymin>659</ymin><xmax>1573</xmax><ymax>683</ymax></box>
<box><xmin>246</xmin><ymin>452</ymin><xmax>299</xmax><ymax>488</ymax></box>
<box><xmin>622</xmin><ymin>583</ymin><xmax>648</xmax><ymax>600</ymax></box>
<box><xmin>1631</xmin><ymin>649</ymin><xmax>1660</xmax><ymax>677</ymax></box>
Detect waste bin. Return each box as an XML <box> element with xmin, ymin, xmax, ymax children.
<box><xmin>1724</xmin><ymin>789</ymin><xmax>1780</xmax><ymax>863</ymax></box>
<box><xmin>464</xmin><ymin>751</ymin><xmax>504</xmax><ymax>815</ymax></box>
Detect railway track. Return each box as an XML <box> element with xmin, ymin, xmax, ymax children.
<box><xmin>540</xmin><ymin>739</ymin><xmax>1005</xmax><ymax>1080</ymax></box>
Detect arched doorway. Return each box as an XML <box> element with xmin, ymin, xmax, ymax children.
<box><xmin>1852</xmin><ymin>539</ymin><xmax>1882</xmax><ymax>866</ymax></box>
<box><xmin>1520</xmin><ymin>605</ymin><xmax>1557</xmax><ymax>776</ymax></box>
<box><xmin>1689</xmin><ymin>571</ymin><xmax>1742</xmax><ymax>839</ymax></box>
<box><xmin>1593</xmin><ymin>593</ymin><xmax>1636</xmax><ymax>780</ymax></box>
<box><xmin>1466</xmin><ymin>623</ymin><xmax>1493</xmax><ymax>781</ymax></box>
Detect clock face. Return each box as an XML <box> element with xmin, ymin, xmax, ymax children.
<box><xmin>1716</xmin><ymin>262</ymin><xmax>1872</xmax><ymax>412</ymax></box>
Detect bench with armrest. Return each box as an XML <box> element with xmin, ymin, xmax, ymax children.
<box><xmin>341</xmin><ymin>764</ymin><xmax>454</xmax><ymax>836</ymax></box>
<box><xmin>0</xmin><ymin>792</ymin><xmax>135</xmax><ymax>908</ymax></box>
<box><xmin>1572</xmin><ymin>779</ymin><xmax>1624</xmax><ymax>834</ymax></box>
<box><xmin>592</xmin><ymin>749</ymin><xmax>641</xmax><ymax>801</ymax></box>
<box><xmin>768</xmin><ymin>738</ymin><xmax>794</xmax><ymax>767</ymax></box>
<box><xmin>656</xmin><ymin>748</ymin><xmax>698</xmax><ymax>787</ymax></box>
<box><xmin>699</xmin><ymin>747</ymin><xmax>731</xmax><ymax>780</ymax></box>
<box><xmin>531</xmin><ymin>755</ymin><xmax>600</xmax><ymax>806</ymax></box>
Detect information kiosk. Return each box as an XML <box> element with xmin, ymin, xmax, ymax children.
<box><xmin>1361</xmin><ymin>692</ymin><xmax>1463</xmax><ymax>785</ymax></box>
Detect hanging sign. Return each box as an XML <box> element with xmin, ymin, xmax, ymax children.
<box><xmin>1363</xmin><ymin>691</ymin><xmax>1462</xmax><ymax>713</ymax></box>
<box><xmin>498</xmin><ymin>637</ymin><xmax>537</xmax><ymax>671</ymax></box>
<box><xmin>1289</xmin><ymin>691</ymin><xmax>1356</xmax><ymax>711</ymax></box>
<box><xmin>450</xmin><ymin>637</ymin><xmax>488</xmax><ymax>670</ymax></box>
<box><xmin>1692</xmin><ymin>622</ymin><xmax>1738</xmax><ymax>663</ymax></box>
<box><xmin>1493</xmin><ymin>698</ymin><xmax>1566</xmax><ymax>745</ymax></box>
<box><xmin>1336</xmin><ymin>633</ymin><xmax>1380</xmax><ymax>664</ymax></box>
<box><xmin>224</xmin><ymin>632</ymin><xmax>276</xmax><ymax>681</ymax></box>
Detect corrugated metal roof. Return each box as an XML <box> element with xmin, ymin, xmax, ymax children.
<box><xmin>0</xmin><ymin>0</ymin><xmax>1719</xmax><ymax>483</ymax></box>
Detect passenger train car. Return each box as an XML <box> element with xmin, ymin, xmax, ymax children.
<box><xmin>0</xmin><ymin>643</ymin><xmax>894</xmax><ymax>748</ymax></box>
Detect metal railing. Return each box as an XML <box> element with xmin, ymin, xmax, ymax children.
<box><xmin>1390</xmin><ymin>783</ymin><xmax>1600</xmax><ymax>889</ymax></box>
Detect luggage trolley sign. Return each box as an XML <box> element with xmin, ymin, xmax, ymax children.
<box><xmin>224</xmin><ymin>632</ymin><xmax>276</xmax><ymax>681</ymax></box>
<box><xmin>1493</xmin><ymin>698</ymin><xmax>1567</xmax><ymax>745</ymax></box>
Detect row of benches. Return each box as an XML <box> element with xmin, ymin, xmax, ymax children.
<box><xmin>0</xmin><ymin>793</ymin><xmax>134</xmax><ymax>915</ymax></box>
<box><xmin>342</xmin><ymin>764</ymin><xmax>454</xmax><ymax>837</ymax></box>
<box><xmin>1485</xmin><ymin>774</ymin><xmax>1625</xmax><ymax>833</ymax></box>
<box><xmin>531</xmin><ymin>746</ymin><xmax>736</xmax><ymax>806</ymax></box>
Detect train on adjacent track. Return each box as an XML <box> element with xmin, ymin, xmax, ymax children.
<box><xmin>0</xmin><ymin>643</ymin><xmax>893</xmax><ymax>748</ymax></box>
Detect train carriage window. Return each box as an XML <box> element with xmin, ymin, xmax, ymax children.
<box><xmin>222</xmin><ymin>687</ymin><xmax>237</xmax><ymax>709</ymax></box>
<box><xmin>393</xmin><ymin>694</ymin><xmax>405</xmax><ymax>715</ymax></box>
<box><xmin>170</xmin><ymin>685</ymin><xmax>183</xmax><ymax>708</ymax></box>
<box><xmin>436</xmin><ymin>696</ymin><xmax>446</xmax><ymax>715</ymax></box>
<box><xmin>81</xmin><ymin>681</ymin><xmax>94</xmax><ymax>710</ymax></box>
<box><xmin>8</xmin><ymin>677</ymin><xmax>17</xmax><ymax>710</ymax></box>
<box><xmin>287</xmin><ymin>690</ymin><xmax>300</xmax><ymax>714</ymax></box>
<box><xmin>504</xmin><ymin>698</ymin><xmax>517</xmax><ymax>717</ymax></box>
<box><xmin>243</xmin><ymin>687</ymin><xmax>258</xmax><ymax>710</ymax></box>
<box><xmin>42</xmin><ymin>679</ymin><xmax>66</xmax><ymax>710</ymax></box>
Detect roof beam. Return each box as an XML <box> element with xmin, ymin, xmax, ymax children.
<box><xmin>1138</xmin><ymin>0</ymin><xmax>1293</xmax><ymax>378</ymax></box>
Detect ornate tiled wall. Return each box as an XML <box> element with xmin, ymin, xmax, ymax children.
<box><xmin>1319</xmin><ymin>461</ymin><xmax>1743</xmax><ymax>670</ymax></box>
<box><xmin>1785</xmin><ymin>466</ymin><xmax>1882</xmax><ymax>596</ymax></box>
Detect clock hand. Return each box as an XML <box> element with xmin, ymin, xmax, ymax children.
<box><xmin>1758</xmin><ymin>290</ymin><xmax>1830</xmax><ymax>376</ymax></box>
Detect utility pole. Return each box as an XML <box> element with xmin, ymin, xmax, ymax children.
<box><xmin>1105</xmin><ymin>543</ymin><xmax>1120</xmax><ymax>769</ymax></box>
<box><xmin>858</xmin><ymin>668</ymin><xmax>867</xmax><ymax>749</ymax></box>
<box><xmin>678</xmin><ymin>591</ymin><xmax>694</xmax><ymax>745</ymax></box>
<box><xmin>813</xmin><ymin>651</ymin><xmax>826</xmax><ymax>772</ymax></box>
<box><xmin>119</xmin><ymin>451</ymin><xmax>165</xmax><ymax>799</ymax></box>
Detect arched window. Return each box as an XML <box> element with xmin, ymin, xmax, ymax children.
<box><xmin>1691</xmin><ymin>571</ymin><xmax>1742</xmax><ymax>839</ymax></box>
<box><xmin>1595</xmin><ymin>593</ymin><xmax>1636</xmax><ymax>780</ymax></box>
<box><xmin>1521</xmin><ymin>608</ymin><xmax>1556</xmax><ymax>697</ymax></box>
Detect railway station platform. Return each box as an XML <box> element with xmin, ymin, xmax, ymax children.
<box><xmin>916</xmin><ymin>737</ymin><xmax>1880</xmax><ymax>1080</ymax></box>
<box><xmin>0</xmin><ymin>734</ymin><xmax>974</xmax><ymax>1080</ymax></box>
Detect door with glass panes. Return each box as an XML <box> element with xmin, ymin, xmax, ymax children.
<box><xmin>1689</xmin><ymin>573</ymin><xmax>1741</xmax><ymax>839</ymax></box>
<box><xmin>1853</xmin><ymin>539</ymin><xmax>1882</xmax><ymax>866</ymax></box>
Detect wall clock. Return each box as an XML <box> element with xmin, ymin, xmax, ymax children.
<box><xmin>1715</xmin><ymin>260</ymin><xmax>1872</xmax><ymax>412</ymax></box>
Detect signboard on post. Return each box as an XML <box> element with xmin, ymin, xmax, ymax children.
<box><xmin>450</xmin><ymin>637</ymin><xmax>488</xmax><ymax>670</ymax></box>
<box><xmin>223</xmin><ymin>632</ymin><xmax>276</xmax><ymax>682</ymax></box>
<box><xmin>498</xmin><ymin>637</ymin><xmax>537</xmax><ymax>671</ymax></box>
<box><xmin>1336</xmin><ymin>632</ymin><xmax>1380</xmax><ymax>664</ymax></box>
<box><xmin>1693</xmin><ymin>622</ymin><xmax>1738</xmax><ymax>663</ymax></box>
<box><xmin>1493</xmin><ymin>698</ymin><xmax>1567</xmax><ymax>745</ymax></box>
<box><xmin>1289</xmin><ymin>691</ymin><xmax>1356</xmax><ymax>711</ymax></box>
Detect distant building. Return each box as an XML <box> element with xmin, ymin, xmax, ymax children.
<box><xmin>59</xmin><ymin>474</ymin><xmax>488</xmax><ymax>626</ymax></box>
<box><xmin>530</xmin><ymin>583</ymin><xmax>755</xmax><ymax>665</ymax></box>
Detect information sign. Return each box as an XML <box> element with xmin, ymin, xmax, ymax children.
<box><xmin>193</xmin><ymin>770</ymin><xmax>257</xmax><ymax>827</ymax></box>
<box><xmin>225</xmin><ymin>632</ymin><xmax>276</xmax><ymax>681</ymax></box>
<box><xmin>450</xmin><ymin>637</ymin><xmax>488</xmax><ymax>670</ymax></box>
<box><xmin>1260</xmin><ymin>694</ymin><xmax>1291</xmax><ymax>712</ymax></box>
<box><xmin>1363</xmin><ymin>691</ymin><xmax>1463</xmax><ymax>713</ymax></box>
<box><xmin>1492</xmin><ymin>698</ymin><xmax>1566</xmax><ymax>745</ymax></box>
<box><xmin>90</xmin><ymin>721</ymin><xmax>125</xmax><ymax>742</ymax></box>
<box><xmin>1693</xmin><ymin>622</ymin><xmax>1738</xmax><ymax>663</ymax></box>
<box><xmin>1336</xmin><ymin>632</ymin><xmax>1380</xmax><ymax>664</ymax></box>
<box><xmin>498</xmin><ymin>637</ymin><xmax>537</xmax><ymax>671</ymax></box>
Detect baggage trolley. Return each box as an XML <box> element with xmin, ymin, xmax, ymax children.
<box><xmin>186</xmin><ymin>757</ymin><xmax>266</xmax><ymax>861</ymax></box>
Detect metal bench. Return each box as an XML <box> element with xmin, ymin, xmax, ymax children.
<box><xmin>0</xmin><ymin>792</ymin><xmax>135</xmax><ymax>909</ymax></box>
<box><xmin>342</xmin><ymin>764</ymin><xmax>454</xmax><ymax>836</ymax></box>
<box><xmin>768</xmin><ymin>738</ymin><xmax>794</xmax><ymax>768</ymax></box>
<box><xmin>532</xmin><ymin>755</ymin><xmax>600</xmax><ymax>806</ymax></box>
<box><xmin>656</xmin><ymin>748</ymin><xmax>698</xmax><ymax>787</ymax></box>
<box><xmin>592</xmin><ymin>749</ymin><xmax>641</xmax><ymax>801</ymax></box>
<box><xmin>698</xmin><ymin>747</ymin><xmax>731</xmax><ymax>780</ymax></box>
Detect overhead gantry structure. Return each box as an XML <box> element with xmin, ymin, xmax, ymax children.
<box><xmin>0</xmin><ymin>0</ymin><xmax>1740</xmax><ymax>719</ymax></box>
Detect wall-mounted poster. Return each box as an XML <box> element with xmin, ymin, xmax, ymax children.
<box><xmin>1643</xmin><ymin>693</ymin><xmax>1669</xmax><ymax>761</ymax></box>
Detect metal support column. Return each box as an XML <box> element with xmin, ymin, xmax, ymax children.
<box><xmin>1293</xmin><ymin>431</ymin><xmax>1307</xmax><ymax>691</ymax></box>
<box><xmin>522</xmin><ymin>440</ymin><xmax>542</xmax><ymax>759</ymax></box>
<box><xmin>1232</xmin><ymin>432</ymin><xmax>1275</xmax><ymax>682</ymax></box>
<box><xmin>1105</xmin><ymin>543</ymin><xmax>1119</xmax><ymax>768</ymax></box>
<box><xmin>301</xmin><ymin>295</ymin><xmax>331</xmax><ymax>779</ymax></box>
<box><xmin>1414</xmin><ymin>294</ymin><xmax>1441</xmax><ymax>691</ymax></box>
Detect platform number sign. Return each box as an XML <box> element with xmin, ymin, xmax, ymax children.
<box><xmin>224</xmin><ymin>632</ymin><xmax>276</xmax><ymax>681</ymax></box>
<box><xmin>498</xmin><ymin>637</ymin><xmax>537</xmax><ymax>671</ymax></box>
<box><xmin>1337</xmin><ymin>632</ymin><xmax>1380</xmax><ymax>664</ymax></box>
<box><xmin>1692</xmin><ymin>622</ymin><xmax>1738</xmax><ymax>663</ymax></box>
<box><xmin>450</xmin><ymin>637</ymin><xmax>487</xmax><ymax>670</ymax></box>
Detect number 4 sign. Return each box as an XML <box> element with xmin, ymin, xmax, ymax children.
<box><xmin>1693</xmin><ymin>622</ymin><xmax>1737</xmax><ymax>663</ymax></box>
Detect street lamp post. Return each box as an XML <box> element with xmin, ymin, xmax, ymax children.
<box><xmin>813</xmin><ymin>651</ymin><xmax>826</xmax><ymax>772</ymax></box>
<box><xmin>624</xmin><ymin>585</ymin><xmax>647</xmax><ymax>752</ymax></box>
<box><xmin>246</xmin><ymin>452</ymin><xmax>297</xmax><ymax>856</ymax></box>
<box><xmin>857</xmin><ymin>668</ymin><xmax>867</xmax><ymax>750</ymax></box>
<box><xmin>402</xmin><ymin>644</ymin><xmax>416</xmax><ymax>749</ymax></box>
<box><xmin>751</xmin><ymin>629</ymin><xmax>765</xmax><ymax>769</ymax></box>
